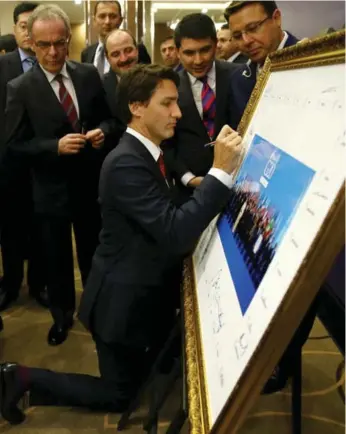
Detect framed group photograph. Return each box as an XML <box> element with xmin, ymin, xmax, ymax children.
<box><xmin>183</xmin><ymin>30</ymin><xmax>345</xmax><ymax>434</ymax></box>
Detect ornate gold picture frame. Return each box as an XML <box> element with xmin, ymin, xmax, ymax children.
<box><xmin>183</xmin><ymin>30</ymin><xmax>345</xmax><ymax>434</ymax></box>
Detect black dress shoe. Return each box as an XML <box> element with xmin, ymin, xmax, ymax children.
<box><xmin>29</xmin><ymin>288</ymin><xmax>49</xmax><ymax>309</ymax></box>
<box><xmin>0</xmin><ymin>363</ymin><xmax>26</xmax><ymax>424</ymax></box>
<box><xmin>47</xmin><ymin>320</ymin><xmax>74</xmax><ymax>346</ymax></box>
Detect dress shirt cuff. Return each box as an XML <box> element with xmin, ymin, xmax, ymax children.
<box><xmin>181</xmin><ymin>172</ymin><xmax>196</xmax><ymax>186</ymax></box>
<box><xmin>208</xmin><ymin>168</ymin><xmax>234</xmax><ymax>189</ymax></box>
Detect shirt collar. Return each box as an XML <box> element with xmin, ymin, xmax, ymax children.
<box><xmin>39</xmin><ymin>62</ymin><xmax>69</xmax><ymax>84</ymax></box>
<box><xmin>257</xmin><ymin>31</ymin><xmax>288</xmax><ymax>75</ymax></box>
<box><xmin>126</xmin><ymin>127</ymin><xmax>161</xmax><ymax>162</ymax></box>
<box><xmin>228</xmin><ymin>52</ymin><xmax>241</xmax><ymax>62</ymax></box>
<box><xmin>187</xmin><ymin>62</ymin><xmax>216</xmax><ymax>86</ymax></box>
<box><xmin>18</xmin><ymin>47</ymin><xmax>32</xmax><ymax>62</ymax></box>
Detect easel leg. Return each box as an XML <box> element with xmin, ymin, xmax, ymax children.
<box><xmin>117</xmin><ymin>315</ymin><xmax>181</xmax><ymax>431</ymax></box>
<box><xmin>165</xmin><ymin>408</ymin><xmax>187</xmax><ymax>434</ymax></box>
<box><xmin>144</xmin><ymin>358</ymin><xmax>181</xmax><ymax>431</ymax></box>
<box><xmin>291</xmin><ymin>350</ymin><xmax>302</xmax><ymax>434</ymax></box>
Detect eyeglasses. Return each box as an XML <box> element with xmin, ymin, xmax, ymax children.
<box><xmin>34</xmin><ymin>39</ymin><xmax>68</xmax><ymax>51</ymax></box>
<box><xmin>231</xmin><ymin>17</ymin><xmax>270</xmax><ymax>41</ymax></box>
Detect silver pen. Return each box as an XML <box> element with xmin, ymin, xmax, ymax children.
<box><xmin>204</xmin><ymin>140</ymin><xmax>216</xmax><ymax>148</ymax></box>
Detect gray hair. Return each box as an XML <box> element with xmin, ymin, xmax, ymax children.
<box><xmin>27</xmin><ymin>4</ymin><xmax>71</xmax><ymax>37</ymax></box>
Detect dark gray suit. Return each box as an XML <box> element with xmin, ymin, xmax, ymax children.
<box><xmin>12</xmin><ymin>131</ymin><xmax>232</xmax><ymax>410</ymax></box>
<box><xmin>4</xmin><ymin>60</ymin><xmax>114</xmax><ymax>324</ymax></box>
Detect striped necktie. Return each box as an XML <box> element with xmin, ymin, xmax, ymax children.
<box><xmin>200</xmin><ymin>76</ymin><xmax>216</xmax><ymax>140</ymax></box>
<box><xmin>55</xmin><ymin>74</ymin><xmax>79</xmax><ymax>131</ymax></box>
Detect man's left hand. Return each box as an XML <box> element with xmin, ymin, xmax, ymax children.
<box><xmin>85</xmin><ymin>128</ymin><xmax>104</xmax><ymax>149</ymax></box>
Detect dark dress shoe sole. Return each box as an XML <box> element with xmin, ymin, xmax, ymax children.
<box><xmin>47</xmin><ymin>326</ymin><xmax>69</xmax><ymax>346</ymax></box>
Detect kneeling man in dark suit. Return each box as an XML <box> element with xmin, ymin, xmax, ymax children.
<box><xmin>0</xmin><ymin>64</ymin><xmax>243</xmax><ymax>424</ymax></box>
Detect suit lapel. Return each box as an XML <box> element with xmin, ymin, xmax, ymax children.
<box><xmin>178</xmin><ymin>71</ymin><xmax>207</xmax><ymax>138</ymax></box>
<box><xmin>8</xmin><ymin>49</ymin><xmax>23</xmax><ymax>76</ymax></box>
<box><xmin>30</xmin><ymin>64</ymin><xmax>69</xmax><ymax>122</ymax></box>
<box><xmin>125</xmin><ymin>133</ymin><xmax>170</xmax><ymax>192</ymax></box>
<box><xmin>88</xmin><ymin>44</ymin><xmax>98</xmax><ymax>63</ymax></box>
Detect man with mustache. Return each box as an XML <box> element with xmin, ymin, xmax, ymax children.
<box><xmin>102</xmin><ymin>29</ymin><xmax>139</xmax><ymax>117</ymax></box>
<box><xmin>81</xmin><ymin>1</ymin><xmax>151</xmax><ymax>77</ymax></box>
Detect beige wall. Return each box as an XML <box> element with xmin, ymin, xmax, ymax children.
<box><xmin>154</xmin><ymin>23</ymin><xmax>173</xmax><ymax>64</ymax></box>
<box><xmin>0</xmin><ymin>1</ymin><xmax>15</xmax><ymax>35</ymax></box>
<box><xmin>69</xmin><ymin>23</ymin><xmax>86</xmax><ymax>61</ymax></box>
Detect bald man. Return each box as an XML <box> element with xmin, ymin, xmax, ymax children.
<box><xmin>101</xmin><ymin>29</ymin><xmax>139</xmax><ymax>146</ymax></box>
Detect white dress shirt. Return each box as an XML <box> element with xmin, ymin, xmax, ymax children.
<box><xmin>39</xmin><ymin>63</ymin><xmax>80</xmax><ymax>117</ymax></box>
<box><xmin>94</xmin><ymin>42</ymin><xmax>110</xmax><ymax>75</ymax></box>
<box><xmin>126</xmin><ymin>128</ymin><xmax>234</xmax><ymax>190</ymax></box>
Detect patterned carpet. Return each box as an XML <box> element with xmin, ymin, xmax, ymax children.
<box><xmin>0</xmin><ymin>262</ymin><xmax>344</xmax><ymax>433</ymax></box>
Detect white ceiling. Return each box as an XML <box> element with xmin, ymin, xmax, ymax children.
<box><xmin>38</xmin><ymin>1</ymin><xmax>345</xmax><ymax>36</ymax></box>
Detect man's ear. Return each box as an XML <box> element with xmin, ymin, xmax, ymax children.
<box><xmin>129</xmin><ymin>101</ymin><xmax>144</xmax><ymax>118</ymax></box>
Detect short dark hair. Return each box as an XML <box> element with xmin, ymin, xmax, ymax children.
<box><xmin>174</xmin><ymin>13</ymin><xmax>217</xmax><ymax>49</ymax></box>
<box><xmin>104</xmin><ymin>29</ymin><xmax>137</xmax><ymax>57</ymax></box>
<box><xmin>160</xmin><ymin>35</ymin><xmax>174</xmax><ymax>46</ymax></box>
<box><xmin>13</xmin><ymin>2</ymin><xmax>38</xmax><ymax>24</ymax></box>
<box><xmin>0</xmin><ymin>34</ymin><xmax>17</xmax><ymax>52</ymax></box>
<box><xmin>224</xmin><ymin>1</ymin><xmax>278</xmax><ymax>22</ymax></box>
<box><xmin>221</xmin><ymin>24</ymin><xmax>230</xmax><ymax>30</ymax></box>
<box><xmin>94</xmin><ymin>1</ymin><xmax>122</xmax><ymax>16</ymax></box>
<box><xmin>116</xmin><ymin>64</ymin><xmax>180</xmax><ymax>124</ymax></box>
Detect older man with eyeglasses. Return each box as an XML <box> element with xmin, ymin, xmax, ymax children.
<box><xmin>2</xmin><ymin>4</ymin><xmax>117</xmax><ymax>346</ymax></box>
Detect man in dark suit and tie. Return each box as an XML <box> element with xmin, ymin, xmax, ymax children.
<box><xmin>3</xmin><ymin>4</ymin><xmax>114</xmax><ymax>346</ymax></box>
<box><xmin>81</xmin><ymin>0</ymin><xmax>150</xmax><ymax>78</ymax></box>
<box><xmin>0</xmin><ymin>1</ymin><xmax>48</xmax><ymax>311</ymax></box>
<box><xmin>224</xmin><ymin>0</ymin><xmax>299</xmax><ymax>129</ymax></box>
<box><xmin>163</xmin><ymin>13</ymin><xmax>243</xmax><ymax>203</ymax></box>
<box><xmin>0</xmin><ymin>64</ymin><xmax>243</xmax><ymax>425</ymax></box>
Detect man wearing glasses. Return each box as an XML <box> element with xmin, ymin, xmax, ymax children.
<box><xmin>3</xmin><ymin>4</ymin><xmax>114</xmax><ymax>346</ymax></box>
<box><xmin>0</xmin><ymin>2</ymin><xmax>49</xmax><ymax>313</ymax></box>
<box><xmin>224</xmin><ymin>1</ymin><xmax>299</xmax><ymax>129</ymax></box>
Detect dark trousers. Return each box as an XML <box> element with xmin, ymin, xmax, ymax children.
<box><xmin>29</xmin><ymin>335</ymin><xmax>154</xmax><ymax>410</ymax></box>
<box><xmin>39</xmin><ymin>205</ymin><xmax>100</xmax><ymax>325</ymax></box>
<box><xmin>0</xmin><ymin>198</ymin><xmax>45</xmax><ymax>297</ymax></box>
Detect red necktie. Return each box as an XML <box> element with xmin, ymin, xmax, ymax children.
<box><xmin>55</xmin><ymin>74</ymin><xmax>79</xmax><ymax>131</ymax></box>
<box><xmin>158</xmin><ymin>153</ymin><xmax>166</xmax><ymax>178</ymax></box>
<box><xmin>200</xmin><ymin>76</ymin><xmax>216</xmax><ymax>139</ymax></box>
